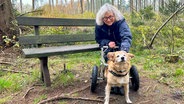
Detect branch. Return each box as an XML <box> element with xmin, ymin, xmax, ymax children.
<box><xmin>68</xmin><ymin>81</ymin><xmax>104</xmax><ymax>95</ymax></box>
<box><xmin>1</xmin><ymin>69</ymin><xmax>31</xmax><ymax>74</ymax></box>
<box><xmin>38</xmin><ymin>81</ymin><xmax>105</xmax><ymax>104</ymax></box>
<box><xmin>0</xmin><ymin>61</ymin><xmax>12</xmax><ymax>65</ymax></box>
<box><xmin>0</xmin><ymin>28</ymin><xmax>9</xmax><ymax>36</ymax></box>
<box><xmin>22</xmin><ymin>87</ymin><xmax>34</xmax><ymax>99</ymax></box>
<box><xmin>148</xmin><ymin>4</ymin><xmax>184</xmax><ymax>48</ymax></box>
<box><xmin>68</xmin><ymin>84</ymin><xmax>90</xmax><ymax>95</ymax></box>
<box><xmin>137</xmin><ymin>100</ymin><xmax>151</xmax><ymax>104</ymax></box>
<box><xmin>37</xmin><ymin>95</ymin><xmax>104</xmax><ymax>104</ymax></box>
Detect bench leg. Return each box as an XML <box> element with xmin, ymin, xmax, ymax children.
<box><xmin>39</xmin><ymin>57</ymin><xmax>51</xmax><ymax>87</ymax></box>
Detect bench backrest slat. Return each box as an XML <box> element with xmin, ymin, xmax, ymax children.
<box><xmin>16</xmin><ymin>17</ymin><xmax>95</xmax><ymax>26</ymax></box>
<box><xmin>19</xmin><ymin>34</ymin><xmax>96</xmax><ymax>45</ymax></box>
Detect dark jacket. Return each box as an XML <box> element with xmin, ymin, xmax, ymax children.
<box><xmin>95</xmin><ymin>18</ymin><xmax>132</xmax><ymax>52</ymax></box>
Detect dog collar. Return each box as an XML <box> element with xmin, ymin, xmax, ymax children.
<box><xmin>109</xmin><ymin>70</ymin><xmax>128</xmax><ymax>77</ymax></box>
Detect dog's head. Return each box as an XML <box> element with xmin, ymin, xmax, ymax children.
<box><xmin>107</xmin><ymin>51</ymin><xmax>134</xmax><ymax>63</ymax></box>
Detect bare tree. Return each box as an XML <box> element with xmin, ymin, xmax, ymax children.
<box><xmin>0</xmin><ymin>0</ymin><xmax>19</xmax><ymax>48</ymax></box>
<box><xmin>80</xmin><ymin>0</ymin><xmax>84</xmax><ymax>14</ymax></box>
<box><xmin>32</xmin><ymin>0</ymin><xmax>34</xmax><ymax>10</ymax></box>
<box><xmin>51</xmin><ymin>0</ymin><xmax>54</xmax><ymax>7</ymax></box>
<box><xmin>49</xmin><ymin>0</ymin><xmax>51</xmax><ymax>10</ymax></box>
<box><xmin>56</xmin><ymin>0</ymin><xmax>58</xmax><ymax>6</ymax></box>
<box><xmin>130</xmin><ymin>0</ymin><xmax>133</xmax><ymax>13</ymax></box>
<box><xmin>139</xmin><ymin>0</ymin><xmax>142</xmax><ymax>10</ymax></box>
<box><xmin>20</xmin><ymin>0</ymin><xmax>22</xmax><ymax>12</ymax></box>
<box><xmin>135</xmin><ymin>0</ymin><xmax>138</xmax><ymax>11</ymax></box>
<box><xmin>161</xmin><ymin>0</ymin><xmax>164</xmax><ymax>7</ymax></box>
<box><xmin>144</xmin><ymin>0</ymin><xmax>147</xmax><ymax>7</ymax></box>
<box><xmin>87</xmin><ymin>0</ymin><xmax>90</xmax><ymax>11</ymax></box>
<box><xmin>91</xmin><ymin>0</ymin><xmax>94</xmax><ymax>12</ymax></box>
<box><xmin>159</xmin><ymin>0</ymin><xmax>164</xmax><ymax>8</ymax></box>
<box><xmin>153</xmin><ymin>0</ymin><xmax>155</xmax><ymax>11</ymax></box>
<box><xmin>112</xmin><ymin>0</ymin><xmax>114</xmax><ymax>5</ymax></box>
<box><xmin>70</xmin><ymin>0</ymin><xmax>74</xmax><ymax>14</ymax></box>
<box><xmin>100</xmin><ymin>0</ymin><xmax>103</xmax><ymax>6</ymax></box>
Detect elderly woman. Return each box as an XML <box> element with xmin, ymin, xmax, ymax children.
<box><xmin>95</xmin><ymin>3</ymin><xmax>132</xmax><ymax>52</ymax></box>
<box><xmin>95</xmin><ymin>3</ymin><xmax>132</xmax><ymax>95</ymax></box>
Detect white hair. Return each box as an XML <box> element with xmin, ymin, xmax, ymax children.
<box><xmin>96</xmin><ymin>3</ymin><xmax>124</xmax><ymax>26</ymax></box>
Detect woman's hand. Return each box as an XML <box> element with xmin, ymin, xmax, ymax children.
<box><xmin>108</xmin><ymin>41</ymin><xmax>116</xmax><ymax>48</ymax></box>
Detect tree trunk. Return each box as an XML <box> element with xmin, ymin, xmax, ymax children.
<box><xmin>112</xmin><ymin>0</ymin><xmax>114</xmax><ymax>5</ymax></box>
<box><xmin>135</xmin><ymin>0</ymin><xmax>137</xmax><ymax>11</ymax></box>
<box><xmin>161</xmin><ymin>0</ymin><xmax>164</xmax><ymax>8</ymax></box>
<box><xmin>138</xmin><ymin>0</ymin><xmax>141</xmax><ymax>11</ymax></box>
<box><xmin>91</xmin><ymin>0</ymin><xmax>94</xmax><ymax>13</ymax></box>
<box><xmin>20</xmin><ymin>0</ymin><xmax>22</xmax><ymax>13</ymax></box>
<box><xmin>56</xmin><ymin>0</ymin><xmax>58</xmax><ymax>6</ymax></box>
<box><xmin>70</xmin><ymin>0</ymin><xmax>74</xmax><ymax>14</ymax></box>
<box><xmin>0</xmin><ymin>0</ymin><xmax>19</xmax><ymax>48</ymax></box>
<box><xmin>80</xmin><ymin>0</ymin><xmax>83</xmax><ymax>14</ymax></box>
<box><xmin>32</xmin><ymin>0</ymin><xmax>34</xmax><ymax>10</ymax></box>
<box><xmin>130</xmin><ymin>0</ymin><xmax>133</xmax><ymax>13</ymax></box>
<box><xmin>87</xmin><ymin>0</ymin><xmax>90</xmax><ymax>11</ymax></box>
<box><xmin>153</xmin><ymin>0</ymin><xmax>156</xmax><ymax>11</ymax></box>
<box><xmin>49</xmin><ymin>0</ymin><xmax>51</xmax><ymax>11</ymax></box>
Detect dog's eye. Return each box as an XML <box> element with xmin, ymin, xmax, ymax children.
<box><xmin>117</xmin><ymin>55</ymin><xmax>120</xmax><ymax>57</ymax></box>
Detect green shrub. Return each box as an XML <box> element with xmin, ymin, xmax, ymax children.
<box><xmin>0</xmin><ymin>78</ymin><xmax>12</xmax><ymax>93</ymax></box>
<box><xmin>174</xmin><ymin>68</ymin><xmax>184</xmax><ymax>76</ymax></box>
<box><xmin>131</xmin><ymin>11</ymin><xmax>144</xmax><ymax>27</ymax></box>
<box><xmin>53</xmin><ymin>71</ymin><xmax>75</xmax><ymax>86</ymax></box>
<box><xmin>140</xmin><ymin>6</ymin><xmax>155</xmax><ymax>20</ymax></box>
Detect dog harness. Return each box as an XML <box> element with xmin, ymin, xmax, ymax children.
<box><xmin>109</xmin><ymin>70</ymin><xmax>128</xmax><ymax>77</ymax></box>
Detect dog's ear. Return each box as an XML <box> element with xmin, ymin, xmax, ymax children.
<box><xmin>128</xmin><ymin>53</ymin><xmax>134</xmax><ymax>59</ymax></box>
<box><xmin>107</xmin><ymin>52</ymin><xmax>115</xmax><ymax>61</ymax></box>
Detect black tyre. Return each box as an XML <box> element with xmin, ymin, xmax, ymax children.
<box><xmin>90</xmin><ymin>66</ymin><xmax>98</xmax><ymax>92</ymax></box>
<box><xmin>130</xmin><ymin>65</ymin><xmax>139</xmax><ymax>91</ymax></box>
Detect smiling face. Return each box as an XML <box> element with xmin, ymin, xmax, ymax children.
<box><xmin>103</xmin><ymin>11</ymin><xmax>115</xmax><ymax>26</ymax></box>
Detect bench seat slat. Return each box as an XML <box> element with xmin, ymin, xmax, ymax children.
<box><xmin>19</xmin><ymin>34</ymin><xmax>95</xmax><ymax>45</ymax></box>
<box><xmin>22</xmin><ymin>44</ymin><xmax>100</xmax><ymax>58</ymax></box>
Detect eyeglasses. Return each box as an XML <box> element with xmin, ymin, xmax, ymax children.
<box><xmin>103</xmin><ymin>15</ymin><xmax>114</xmax><ymax>21</ymax></box>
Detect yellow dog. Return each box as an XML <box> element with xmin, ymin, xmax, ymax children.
<box><xmin>104</xmin><ymin>51</ymin><xmax>134</xmax><ymax>104</ymax></box>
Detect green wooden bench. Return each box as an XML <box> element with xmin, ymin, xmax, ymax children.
<box><xmin>16</xmin><ymin>17</ymin><xmax>99</xmax><ymax>87</ymax></box>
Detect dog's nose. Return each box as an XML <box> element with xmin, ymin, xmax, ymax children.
<box><xmin>121</xmin><ymin>57</ymin><xmax>125</xmax><ymax>61</ymax></box>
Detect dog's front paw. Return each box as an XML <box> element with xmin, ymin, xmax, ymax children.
<box><xmin>126</xmin><ymin>99</ymin><xmax>132</xmax><ymax>104</ymax></box>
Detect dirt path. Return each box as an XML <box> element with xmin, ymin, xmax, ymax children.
<box><xmin>1</xmin><ymin>48</ymin><xmax>184</xmax><ymax>104</ymax></box>
<box><xmin>7</xmin><ymin>72</ymin><xmax>184</xmax><ymax>104</ymax></box>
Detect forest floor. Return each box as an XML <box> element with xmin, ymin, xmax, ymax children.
<box><xmin>0</xmin><ymin>47</ymin><xmax>184</xmax><ymax>104</ymax></box>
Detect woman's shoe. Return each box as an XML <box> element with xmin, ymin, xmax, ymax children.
<box><xmin>110</xmin><ymin>87</ymin><xmax>124</xmax><ymax>96</ymax></box>
<box><xmin>118</xmin><ymin>87</ymin><xmax>124</xmax><ymax>96</ymax></box>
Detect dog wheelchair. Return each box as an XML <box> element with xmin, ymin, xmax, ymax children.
<box><xmin>90</xmin><ymin>46</ymin><xmax>140</xmax><ymax>93</ymax></box>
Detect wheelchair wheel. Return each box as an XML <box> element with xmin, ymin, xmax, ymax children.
<box><xmin>90</xmin><ymin>65</ymin><xmax>98</xmax><ymax>92</ymax></box>
<box><xmin>130</xmin><ymin>65</ymin><xmax>139</xmax><ymax>91</ymax></box>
